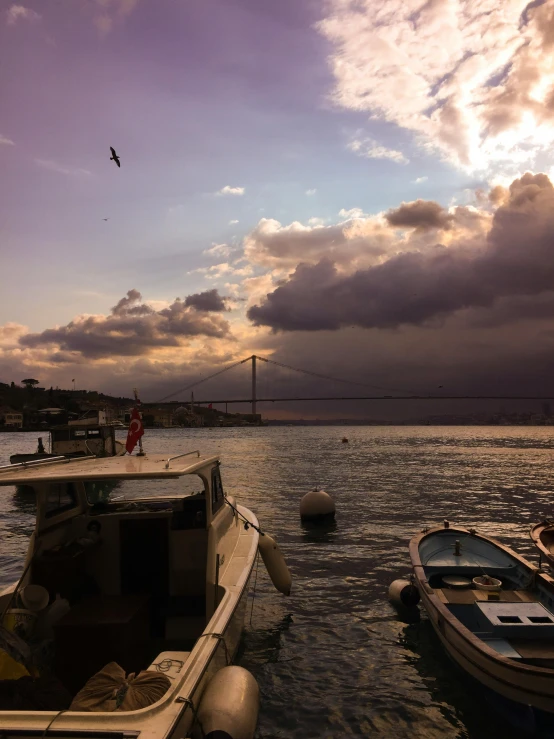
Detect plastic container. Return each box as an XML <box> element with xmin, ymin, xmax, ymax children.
<box><xmin>473</xmin><ymin>575</ymin><xmax>502</xmax><ymax>591</ymax></box>
<box><xmin>2</xmin><ymin>609</ymin><xmax>36</xmax><ymax>638</ymax></box>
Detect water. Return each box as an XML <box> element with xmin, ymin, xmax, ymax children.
<box><xmin>1</xmin><ymin>426</ymin><xmax>554</xmax><ymax>738</ymax></box>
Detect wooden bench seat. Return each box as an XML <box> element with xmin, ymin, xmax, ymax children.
<box><xmin>434</xmin><ymin>588</ymin><xmax>535</xmax><ymax>605</ymax></box>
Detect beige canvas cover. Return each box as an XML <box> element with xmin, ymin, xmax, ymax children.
<box><xmin>69</xmin><ymin>662</ymin><xmax>171</xmax><ymax>712</ymax></box>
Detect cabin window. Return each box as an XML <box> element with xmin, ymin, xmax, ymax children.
<box><xmin>211</xmin><ymin>465</ymin><xmax>225</xmax><ymax>514</ymax></box>
<box><xmin>45</xmin><ymin>482</ymin><xmax>78</xmax><ymax>518</ymax></box>
<box><xmin>71</xmin><ymin>430</ymin><xmax>86</xmax><ymax>438</ymax></box>
<box><xmin>87</xmin><ymin>429</ymin><xmax>100</xmax><ymax>437</ymax></box>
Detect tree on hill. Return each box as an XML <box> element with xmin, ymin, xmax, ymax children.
<box><xmin>22</xmin><ymin>379</ymin><xmax>39</xmax><ymax>390</ymax></box>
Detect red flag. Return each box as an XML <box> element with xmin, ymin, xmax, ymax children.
<box><xmin>126</xmin><ymin>407</ymin><xmax>144</xmax><ymax>454</ymax></box>
<box><xmin>208</xmin><ymin>403</ymin><xmax>212</xmax><ymax>409</ymax></box>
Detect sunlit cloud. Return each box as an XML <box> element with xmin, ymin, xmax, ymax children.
<box><xmin>203</xmin><ymin>243</ymin><xmax>234</xmax><ymax>259</ymax></box>
<box><xmin>338</xmin><ymin>207</ymin><xmax>365</xmax><ymax>219</ymax></box>
<box><xmin>318</xmin><ymin>0</ymin><xmax>554</xmax><ymax>174</ymax></box>
<box><xmin>413</xmin><ymin>177</ymin><xmax>428</xmax><ymax>184</ymax></box>
<box><xmin>6</xmin><ymin>4</ymin><xmax>40</xmax><ymax>26</ymax></box>
<box><xmin>229</xmin><ymin>219</ymin><xmax>239</xmax><ymax>225</ymax></box>
<box><xmin>216</xmin><ymin>185</ymin><xmax>245</xmax><ymax>196</ymax></box>
<box><xmin>92</xmin><ymin>0</ymin><xmax>139</xmax><ymax>36</ymax></box>
<box><xmin>347</xmin><ymin>133</ymin><xmax>408</xmax><ymax>164</ymax></box>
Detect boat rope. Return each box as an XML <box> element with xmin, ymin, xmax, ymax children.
<box><xmin>224</xmin><ymin>495</ymin><xmax>265</xmax><ymax>536</ymax></box>
<box><xmin>151</xmin><ymin>658</ymin><xmax>185</xmax><ymax>678</ymax></box>
<box><xmin>180</xmin><ymin>696</ymin><xmax>206</xmax><ymax>738</ymax></box>
<box><xmin>41</xmin><ymin>709</ymin><xmax>69</xmax><ymax>738</ymax></box>
<box><xmin>203</xmin><ymin>632</ymin><xmax>232</xmax><ymax>665</ymax></box>
<box><xmin>249</xmin><ymin>550</ymin><xmax>260</xmax><ymax>626</ymax></box>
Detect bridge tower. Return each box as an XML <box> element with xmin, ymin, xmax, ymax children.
<box><xmin>251</xmin><ymin>355</ymin><xmax>256</xmax><ymax>417</ymax></box>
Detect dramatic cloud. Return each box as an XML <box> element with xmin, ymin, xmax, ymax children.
<box><xmin>184</xmin><ymin>289</ymin><xmax>229</xmax><ymax>312</ymax></box>
<box><xmin>247</xmin><ymin>173</ymin><xmax>554</xmax><ymax>331</ymax></box>
<box><xmin>243</xmin><ymin>216</ymin><xmax>392</xmax><ymax>270</ymax></box>
<box><xmin>347</xmin><ymin>134</ymin><xmax>409</xmax><ymax>164</ymax></box>
<box><xmin>6</xmin><ymin>4</ymin><xmax>40</xmax><ymax>25</ymax></box>
<box><xmin>318</xmin><ymin>0</ymin><xmax>554</xmax><ymax>172</ymax></box>
<box><xmin>385</xmin><ymin>200</ymin><xmax>454</xmax><ymax>231</ymax></box>
<box><xmin>216</xmin><ymin>185</ymin><xmax>245</xmax><ymax>196</ymax></box>
<box><xmin>35</xmin><ymin>159</ymin><xmax>91</xmax><ymax>177</ymax></box>
<box><xmin>0</xmin><ymin>135</ymin><xmax>14</xmax><ymax>146</ymax></box>
<box><xmin>19</xmin><ymin>289</ymin><xmax>231</xmax><ymax>359</ymax></box>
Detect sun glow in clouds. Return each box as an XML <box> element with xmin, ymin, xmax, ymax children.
<box><xmin>318</xmin><ymin>0</ymin><xmax>554</xmax><ymax>174</ymax></box>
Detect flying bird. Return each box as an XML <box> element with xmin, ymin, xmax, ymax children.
<box><xmin>109</xmin><ymin>146</ymin><xmax>121</xmax><ymax>168</ymax></box>
<box><xmin>102</xmin><ymin>218</ymin><xmax>109</xmax><ymax>221</ymax></box>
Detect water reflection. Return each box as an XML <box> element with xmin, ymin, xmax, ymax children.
<box><xmin>300</xmin><ymin>517</ymin><xmax>338</xmax><ymax>542</ymax></box>
<box><xmin>1</xmin><ymin>426</ymin><xmax>554</xmax><ymax>737</ymax></box>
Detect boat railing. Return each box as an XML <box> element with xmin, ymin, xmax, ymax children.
<box><xmin>164</xmin><ymin>450</ymin><xmax>201</xmax><ymax>469</ymax></box>
<box><xmin>0</xmin><ymin>454</ymin><xmax>97</xmax><ymax>474</ymax></box>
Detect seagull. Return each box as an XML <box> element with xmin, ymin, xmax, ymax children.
<box><xmin>109</xmin><ymin>146</ymin><xmax>121</xmax><ymax>168</ymax></box>
<box><xmin>102</xmin><ymin>218</ymin><xmax>109</xmax><ymax>221</ymax></box>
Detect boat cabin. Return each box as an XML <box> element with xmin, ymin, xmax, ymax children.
<box><xmin>0</xmin><ymin>451</ymin><xmax>257</xmax><ymax>720</ymax></box>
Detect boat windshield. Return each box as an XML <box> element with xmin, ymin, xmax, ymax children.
<box><xmin>84</xmin><ymin>473</ymin><xmax>206</xmax><ymax>505</ymax></box>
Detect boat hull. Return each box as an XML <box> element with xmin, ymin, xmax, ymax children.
<box><xmin>410</xmin><ymin>526</ymin><xmax>554</xmax><ymax>715</ymax></box>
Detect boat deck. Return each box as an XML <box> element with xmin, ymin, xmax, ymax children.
<box><xmin>434</xmin><ymin>586</ymin><xmax>554</xmax><ymax>666</ymax></box>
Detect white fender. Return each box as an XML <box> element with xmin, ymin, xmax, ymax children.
<box><xmin>388</xmin><ymin>579</ymin><xmax>420</xmax><ymax>608</ymax></box>
<box><xmin>258</xmin><ymin>533</ymin><xmax>292</xmax><ymax>596</ymax></box>
<box><xmin>196</xmin><ymin>666</ymin><xmax>259</xmax><ymax>739</ymax></box>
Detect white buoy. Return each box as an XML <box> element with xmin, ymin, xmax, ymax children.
<box><xmin>299</xmin><ymin>489</ymin><xmax>336</xmax><ymax>522</ymax></box>
<box><xmin>389</xmin><ymin>579</ymin><xmax>420</xmax><ymax>608</ymax></box>
<box><xmin>258</xmin><ymin>533</ymin><xmax>292</xmax><ymax>595</ymax></box>
<box><xmin>195</xmin><ymin>666</ymin><xmax>259</xmax><ymax>739</ymax></box>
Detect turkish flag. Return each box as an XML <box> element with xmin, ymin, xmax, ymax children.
<box><xmin>126</xmin><ymin>407</ymin><xmax>144</xmax><ymax>454</ymax></box>
<box><xmin>208</xmin><ymin>403</ymin><xmax>212</xmax><ymax>409</ymax></box>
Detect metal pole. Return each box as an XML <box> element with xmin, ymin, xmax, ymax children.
<box><xmin>225</xmin><ymin>402</ymin><xmax>228</xmax><ymax>415</ymax></box>
<box><xmin>252</xmin><ymin>355</ymin><xmax>257</xmax><ymax>417</ymax></box>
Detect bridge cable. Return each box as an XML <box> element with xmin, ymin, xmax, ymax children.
<box><xmin>155</xmin><ymin>356</ymin><xmax>251</xmax><ymax>403</ymax></box>
<box><xmin>256</xmin><ymin>355</ymin><xmax>421</xmax><ymax>396</ymax></box>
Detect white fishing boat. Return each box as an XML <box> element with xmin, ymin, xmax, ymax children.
<box><xmin>410</xmin><ymin>524</ymin><xmax>554</xmax><ymax>721</ymax></box>
<box><xmin>10</xmin><ymin>411</ymin><xmax>125</xmax><ymax>465</ymax></box>
<box><xmin>530</xmin><ymin>520</ymin><xmax>554</xmax><ymax>568</ymax></box>
<box><xmin>0</xmin><ymin>449</ymin><xmax>291</xmax><ymax>738</ymax></box>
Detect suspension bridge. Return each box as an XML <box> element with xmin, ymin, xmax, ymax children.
<box><xmin>153</xmin><ymin>355</ymin><xmax>554</xmax><ymax>416</ymax></box>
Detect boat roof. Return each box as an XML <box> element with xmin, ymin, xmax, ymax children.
<box><xmin>0</xmin><ymin>451</ymin><xmax>219</xmax><ymax>485</ymax></box>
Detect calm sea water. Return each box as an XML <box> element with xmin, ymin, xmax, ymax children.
<box><xmin>1</xmin><ymin>426</ymin><xmax>554</xmax><ymax>738</ymax></box>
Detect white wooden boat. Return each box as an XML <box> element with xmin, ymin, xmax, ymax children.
<box><xmin>530</xmin><ymin>520</ymin><xmax>554</xmax><ymax>568</ymax></box>
<box><xmin>0</xmin><ymin>450</ymin><xmax>290</xmax><ymax>738</ymax></box>
<box><xmin>410</xmin><ymin>524</ymin><xmax>554</xmax><ymax>718</ymax></box>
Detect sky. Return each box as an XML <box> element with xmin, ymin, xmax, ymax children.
<box><xmin>2</xmin><ymin>0</ymin><xmax>554</xmax><ymax>419</ymax></box>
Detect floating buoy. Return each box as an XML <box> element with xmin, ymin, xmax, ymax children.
<box><xmin>388</xmin><ymin>579</ymin><xmax>420</xmax><ymax>608</ymax></box>
<box><xmin>300</xmin><ymin>489</ymin><xmax>335</xmax><ymax>523</ymax></box>
<box><xmin>258</xmin><ymin>533</ymin><xmax>292</xmax><ymax>595</ymax></box>
<box><xmin>196</xmin><ymin>666</ymin><xmax>259</xmax><ymax>739</ymax></box>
